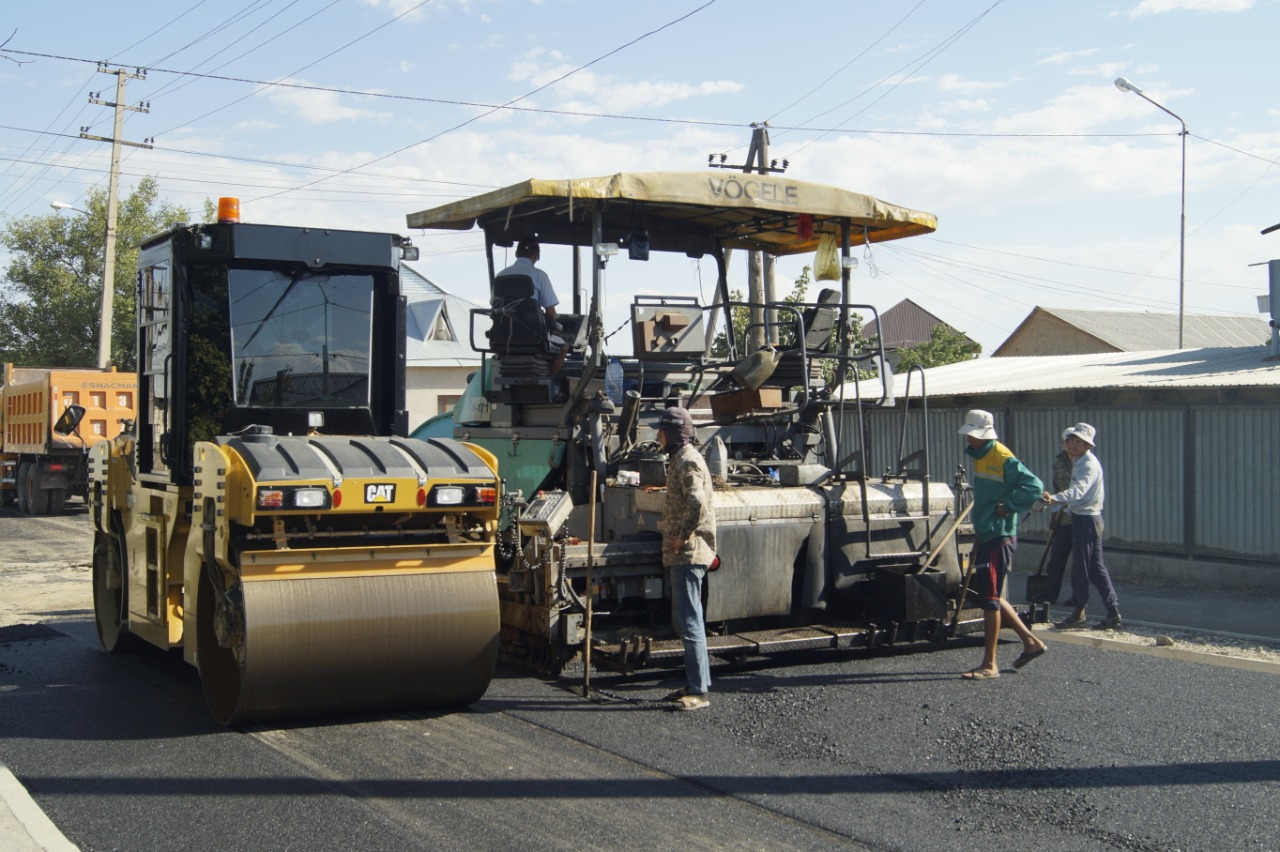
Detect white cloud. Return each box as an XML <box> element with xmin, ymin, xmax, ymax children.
<box><xmin>1037</xmin><ymin>48</ymin><xmax>1100</xmax><ymax>65</ymax></box>
<box><xmin>508</xmin><ymin>49</ymin><xmax>565</xmax><ymax>82</ymax></box>
<box><xmin>1129</xmin><ymin>0</ymin><xmax>1254</xmax><ymax>17</ymax></box>
<box><xmin>560</xmin><ymin>80</ymin><xmax>744</xmax><ymax>114</ymax></box>
<box><xmin>505</xmin><ymin>49</ymin><xmax>744</xmax><ymax>115</ymax></box>
<box><xmin>400</xmin><ymin>61</ymin><xmax>414</xmax><ymax>73</ymax></box>
<box><xmin>1066</xmin><ymin>62</ymin><xmax>1127</xmax><ymax>78</ymax></box>
<box><xmin>936</xmin><ymin>98</ymin><xmax>992</xmax><ymax>115</ymax></box>
<box><xmin>356</xmin><ymin>0</ymin><xmax>445</xmax><ymax>19</ymax></box>
<box><xmin>264</xmin><ymin>79</ymin><xmax>391</xmax><ymax>124</ymax></box>
<box><xmin>937</xmin><ymin>74</ymin><xmax>1008</xmax><ymax>94</ymax></box>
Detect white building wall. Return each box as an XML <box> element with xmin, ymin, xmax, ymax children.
<box><xmin>405</xmin><ymin>365</ymin><xmax>475</xmax><ymax>431</ymax></box>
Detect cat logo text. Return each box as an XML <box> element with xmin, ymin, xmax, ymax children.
<box><xmin>365</xmin><ymin>483</ymin><xmax>396</xmax><ymax>504</ymax></box>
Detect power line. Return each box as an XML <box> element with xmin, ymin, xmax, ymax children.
<box><xmin>0</xmin><ymin>152</ymin><xmax>478</xmax><ymax>200</ymax></box>
<box><xmin>4</xmin><ymin>48</ymin><xmax>1173</xmax><ymax>140</ymax></box>
<box><xmin>886</xmin><ymin>242</ymin><xmax>1258</xmax><ymax>314</ymax></box>
<box><xmin>0</xmin><ymin>1</ymin><xmax>415</xmax><ymax>216</ymax></box>
<box><xmin>150</xmin><ymin>0</ymin><xmax>432</xmax><ymax>140</ymax></box>
<box><xmin>141</xmin><ymin>0</ymin><xmax>329</xmax><ymax>104</ymax></box>
<box><xmin>1192</xmin><ymin>133</ymin><xmax>1280</xmax><ymax>168</ymax></box>
<box><xmin>781</xmin><ymin>0</ymin><xmax>1008</xmax><ymax>161</ymax></box>
<box><xmin>0</xmin><ymin>123</ymin><xmax>497</xmax><ymax>191</ymax></box>
<box><xmin>0</xmin><ymin>71</ymin><xmax>97</xmax><ymax>211</ymax></box>
<box><xmin>107</xmin><ymin>0</ymin><xmax>213</xmax><ymax>62</ymax></box>
<box><xmin>140</xmin><ymin>0</ymin><xmax>274</xmax><ymax>68</ymax></box>
<box><xmin>764</xmin><ymin>0</ymin><xmax>926</xmax><ymax>126</ymax></box>
<box><xmin>920</xmin><ymin>237</ymin><xmax>1260</xmax><ymax>291</ymax></box>
<box><xmin>0</xmin><ymin>0</ymin><xmax>261</xmax><ymax>212</ymax></box>
<box><xmin>245</xmin><ymin>0</ymin><xmax>720</xmax><ymax>204</ymax></box>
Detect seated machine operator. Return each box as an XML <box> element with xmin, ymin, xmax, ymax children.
<box><xmin>497</xmin><ymin>238</ymin><xmax>559</xmax><ymax>323</ymax></box>
<box><xmin>496</xmin><ymin>237</ymin><xmax>568</xmax><ymax>376</ymax></box>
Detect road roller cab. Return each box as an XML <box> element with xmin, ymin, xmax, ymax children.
<box><xmin>88</xmin><ymin>211</ymin><xmax>503</xmax><ymax>724</ymax></box>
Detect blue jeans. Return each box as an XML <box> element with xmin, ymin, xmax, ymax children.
<box><xmin>669</xmin><ymin>563</ymin><xmax>710</xmax><ymax>695</ymax></box>
<box><xmin>1042</xmin><ymin>514</ymin><xmax>1075</xmax><ymax>604</ymax></box>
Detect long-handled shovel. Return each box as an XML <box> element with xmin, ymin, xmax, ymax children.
<box><xmin>1024</xmin><ymin>510</ymin><xmax>1063</xmax><ymax>604</ymax></box>
<box><xmin>947</xmin><ymin>544</ymin><xmax>979</xmax><ymax>637</ymax></box>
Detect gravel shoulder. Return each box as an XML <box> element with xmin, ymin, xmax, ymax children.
<box><xmin>0</xmin><ymin>505</ymin><xmax>94</xmax><ymax>629</ymax></box>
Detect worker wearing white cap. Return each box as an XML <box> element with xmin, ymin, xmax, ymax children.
<box><xmin>1034</xmin><ymin>428</ymin><xmax>1079</xmax><ymax>604</ymax></box>
<box><xmin>1043</xmin><ymin>422</ymin><xmax>1121</xmax><ymax>630</ymax></box>
<box><xmin>958</xmin><ymin>410</ymin><xmax>1048</xmax><ymax>679</ymax></box>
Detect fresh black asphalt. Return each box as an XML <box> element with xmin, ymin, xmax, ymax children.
<box><xmin>2</xmin><ymin>614</ymin><xmax>1277</xmax><ymax>851</ymax></box>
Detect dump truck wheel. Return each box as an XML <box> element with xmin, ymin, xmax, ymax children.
<box><xmin>25</xmin><ymin>467</ymin><xmax>50</xmax><ymax>515</ymax></box>
<box><xmin>47</xmin><ymin>488</ymin><xmax>66</xmax><ymax>513</ymax></box>
<box><xmin>93</xmin><ymin>527</ymin><xmax>139</xmax><ymax>654</ymax></box>
<box><xmin>16</xmin><ymin>463</ymin><xmax>30</xmax><ymax>514</ymax></box>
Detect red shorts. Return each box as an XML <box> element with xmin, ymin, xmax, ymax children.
<box><xmin>972</xmin><ymin>537</ymin><xmax>1016</xmax><ymax>611</ymax></box>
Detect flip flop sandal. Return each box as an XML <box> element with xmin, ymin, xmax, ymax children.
<box><xmin>1013</xmin><ymin>647</ymin><xmax>1046</xmax><ymax>669</ymax></box>
<box><xmin>961</xmin><ymin>668</ymin><xmax>999</xmax><ymax>680</ymax></box>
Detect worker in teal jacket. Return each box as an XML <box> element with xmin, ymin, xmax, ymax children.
<box><xmin>966</xmin><ymin>430</ymin><xmax>1044</xmax><ymax>542</ymax></box>
<box><xmin>958</xmin><ymin>410</ymin><xmax>1047</xmax><ymax>680</ymax></box>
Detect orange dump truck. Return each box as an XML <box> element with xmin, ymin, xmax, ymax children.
<box><xmin>0</xmin><ymin>364</ymin><xmax>136</xmax><ymax>514</ymax></box>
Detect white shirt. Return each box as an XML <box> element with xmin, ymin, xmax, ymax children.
<box><xmin>1050</xmin><ymin>450</ymin><xmax>1105</xmax><ymax>516</ymax></box>
<box><xmin>496</xmin><ymin>257</ymin><xmax>558</xmax><ymax>310</ymax></box>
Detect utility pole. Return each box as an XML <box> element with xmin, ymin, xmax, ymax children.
<box><xmin>80</xmin><ymin>64</ymin><xmax>152</xmax><ymax>368</ymax></box>
<box><xmin>710</xmin><ymin>123</ymin><xmax>788</xmax><ymax>349</ymax></box>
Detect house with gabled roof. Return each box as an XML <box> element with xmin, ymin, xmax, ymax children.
<box><xmin>993</xmin><ymin>306</ymin><xmax>1269</xmax><ymax>356</ymax></box>
<box><xmin>401</xmin><ymin>265</ymin><xmax>485</xmax><ymax>430</ymax></box>
<box><xmin>862</xmin><ymin>298</ymin><xmax>979</xmax><ymax>365</ymax></box>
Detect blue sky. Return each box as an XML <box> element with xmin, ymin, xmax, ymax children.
<box><xmin>2</xmin><ymin>0</ymin><xmax>1279</xmax><ymax>353</ymax></box>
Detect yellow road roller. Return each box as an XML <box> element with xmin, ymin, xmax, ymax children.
<box><xmin>80</xmin><ymin>205</ymin><xmax>501</xmax><ymax>724</ymax></box>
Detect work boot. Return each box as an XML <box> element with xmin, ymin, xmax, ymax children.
<box><xmin>1095</xmin><ymin>608</ymin><xmax>1123</xmax><ymax>630</ymax></box>
<box><xmin>1054</xmin><ymin>608</ymin><xmax>1087</xmax><ymax>630</ymax></box>
<box><xmin>674</xmin><ymin>693</ymin><xmax>710</xmax><ymax>712</ymax></box>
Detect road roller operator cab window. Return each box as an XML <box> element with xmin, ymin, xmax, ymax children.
<box><xmin>228</xmin><ymin>269</ymin><xmax>374</xmax><ymax>409</ymax></box>
<box><xmin>134</xmin><ymin>222</ymin><xmax>409</xmax><ymax>487</ymax></box>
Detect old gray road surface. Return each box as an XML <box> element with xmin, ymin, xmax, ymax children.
<box><xmin>1</xmin><ymin>511</ymin><xmax>1277</xmax><ymax>850</ymax></box>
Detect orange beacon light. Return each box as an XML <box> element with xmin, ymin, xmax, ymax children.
<box><xmin>217</xmin><ymin>197</ymin><xmax>241</xmax><ymax>223</ymax></box>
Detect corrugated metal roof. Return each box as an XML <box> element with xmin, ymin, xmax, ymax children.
<box><xmin>1029</xmin><ymin>308</ymin><xmax>1269</xmax><ymax>350</ymax></box>
<box><xmin>848</xmin><ymin>346</ymin><xmax>1280</xmax><ymax>398</ymax></box>
<box><xmin>401</xmin><ymin>265</ymin><xmax>484</xmax><ymax>367</ymax></box>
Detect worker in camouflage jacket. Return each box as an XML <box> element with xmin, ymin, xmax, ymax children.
<box><xmin>653</xmin><ymin>406</ymin><xmax>716</xmax><ymax>711</ymax></box>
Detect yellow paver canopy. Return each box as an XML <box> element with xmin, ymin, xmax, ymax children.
<box><xmin>407</xmin><ymin>171</ymin><xmax>935</xmax><ymax>256</ymax></box>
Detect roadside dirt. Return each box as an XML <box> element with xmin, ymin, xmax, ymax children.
<box><xmin>0</xmin><ymin>504</ymin><xmax>94</xmax><ymax>628</ymax></box>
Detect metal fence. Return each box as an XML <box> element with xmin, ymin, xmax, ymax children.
<box><xmin>837</xmin><ymin>403</ymin><xmax>1280</xmax><ymax>564</ymax></box>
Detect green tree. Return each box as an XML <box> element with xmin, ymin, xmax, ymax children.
<box><xmin>0</xmin><ymin>177</ymin><xmax>188</xmax><ymax>369</ymax></box>
<box><xmin>892</xmin><ymin>323</ymin><xmax>982</xmax><ymax>370</ymax></box>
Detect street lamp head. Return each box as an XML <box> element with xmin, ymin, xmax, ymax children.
<box><xmin>50</xmin><ymin>200</ymin><xmax>87</xmax><ymax>214</ymax></box>
<box><xmin>1114</xmin><ymin>76</ymin><xmax>1142</xmax><ymax>94</ymax></box>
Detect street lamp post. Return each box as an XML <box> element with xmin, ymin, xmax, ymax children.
<box><xmin>51</xmin><ymin>200</ymin><xmax>114</xmax><ymax>367</ymax></box>
<box><xmin>1115</xmin><ymin>77</ymin><xmax>1187</xmax><ymax>349</ymax></box>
